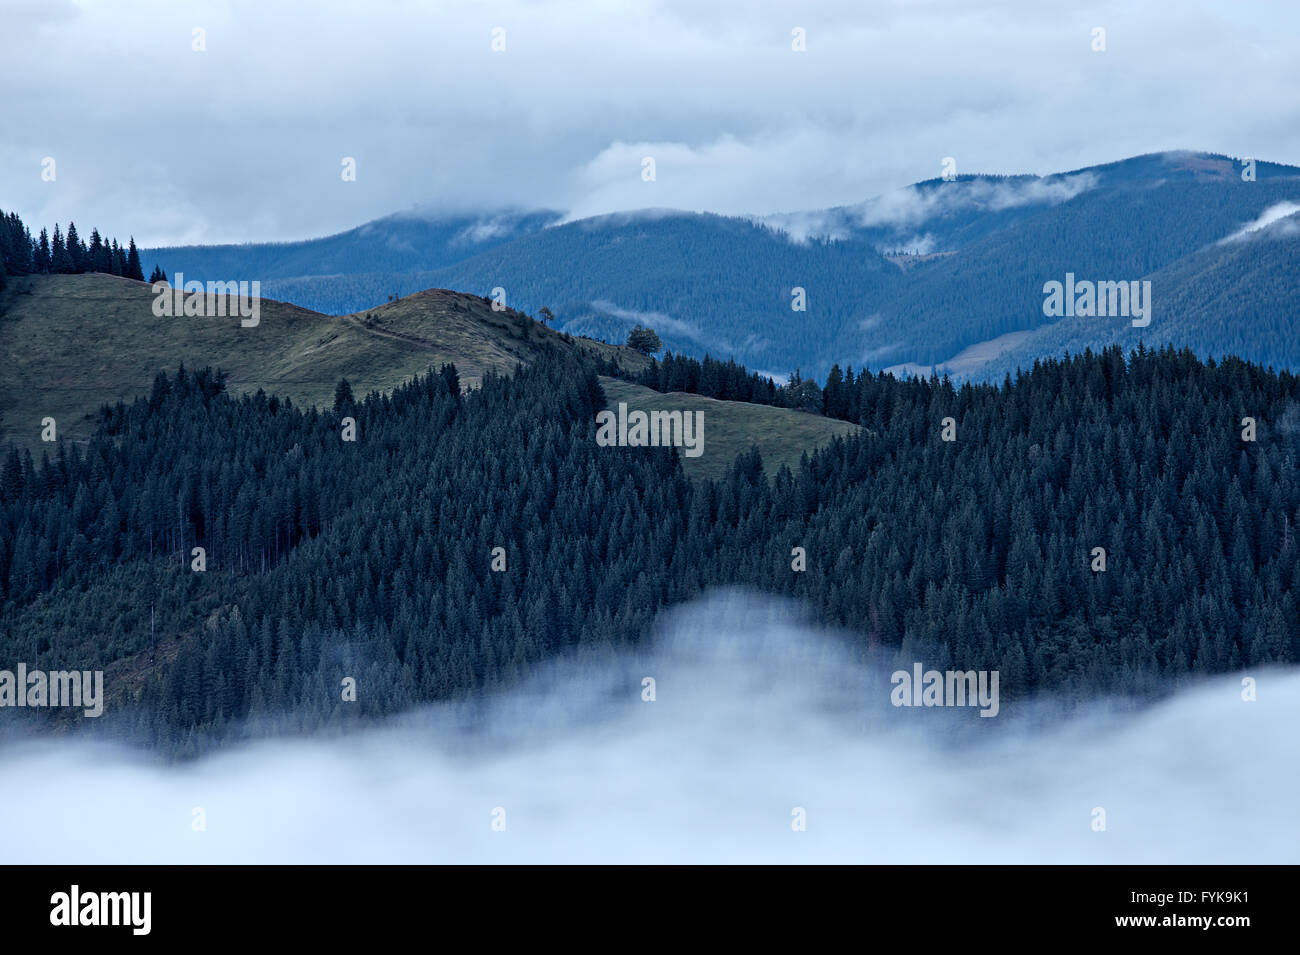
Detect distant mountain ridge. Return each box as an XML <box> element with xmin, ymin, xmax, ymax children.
<box><xmin>148</xmin><ymin>208</ymin><xmax>560</xmax><ymax>283</ymax></box>
<box><xmin>144</xmin><ymin>151</ymin><xmax>1300</xmax><ymax>380</ymax></box>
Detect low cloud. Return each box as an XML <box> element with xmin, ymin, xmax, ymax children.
<box><xmin>587</xmin><ymin>300</ymin><xmax>737</xmax><ymax>354</ymax></box>
<box><xmin>756</xmin><ymin>210</ymin><xmax>852</xmax><ymax>244</ymax></box>
<box><xmin>851</xmin><ymin>172</ymin><xmax>1100</xmax><ymax>230</ymax></box>
<box><xmin>1219</xmin><ymin>200</ymin><xmax>1300</xmax><ymax>243</ymax></box>
<box><xmin>760</xmin><ymin>173</ymin><xmax>1099</xmax><ymax>246</ymax></box>
<box><xmin>892</xmin><ymin>234</ymin><xmax>939</xmax><ymax>255</ymax></box>
<box><xmin>2</xmin><ymin>591</ymin><xmax>1291</xmax><ymax>864</ymax></box>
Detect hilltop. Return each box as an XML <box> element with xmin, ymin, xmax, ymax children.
<box><xmin>600</xmin><ymin>377</ymin><xmax>859</xmax><ymax>481</ymax></box>
<box><xmin>0</xmin><ymin>272</ymin><xmax>647</xmax><ymax>449</ymax></box>
<box><xmin>0</xmin><ymin>273</ymin><xmax>858</xmax><ymax>477</ymax></box>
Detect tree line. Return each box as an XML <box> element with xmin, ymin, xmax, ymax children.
<box><xmin>0</xmin><ymin>208</ymin><xmax>147</xmax><ymax>292</ymax></box>
<box><xmin>1</xmin><ymin>345</ymin><xmax>1297</xmax><ymax>757</ymax></box>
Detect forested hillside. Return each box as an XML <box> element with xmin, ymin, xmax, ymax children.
<box><xmin>3</xmin><ymin>346</ymin><xmax>1297</xmax><ymax>757</ymax></box>
<box><xmin>137</xmin><ymin>152</ymin><xmax>1300</xmax><ymax>381</ymax></box>
<box><xmin>874</xmin><ymin>179</ymin><xmax>1300</xmax><ymax>367</ymax></box>
<box><xmin>238</xmin><ymin>212</ymin><xmax>899</xmax><ymax>376</ymax></box>
<box><xmin>972</xmin><ymin>217</ymin><xmax>1300</xmax><ymax>379</ymax></box>
<box><xmin>146</xmin><ymin>209</ymin><xmax>558</xmax><ymax>285</ymax></box>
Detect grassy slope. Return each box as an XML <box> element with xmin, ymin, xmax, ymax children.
<box><xmin>0</xmin><ymin>274</ymin><xmax>852</xmax><ymax>480</ymax></box>
<box><xmin>599</xmin><ymin>378</ymin><xmax>859</xmax><ymax>481</ymax></box>
<box><xmin>0</xmin><ymin>273</ymin><xmax>647</xmax><ymax>449</ymax></box>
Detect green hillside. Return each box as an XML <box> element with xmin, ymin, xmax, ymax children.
<box><xmin>0</xmin><ymin>272</ymin><xmax>647</xmax><ymax>449</ymax></box>
<box><xmin>0</xmin><ymin>273</ymin><xmax>854</xmax><ymax>480</ymax></box>
<box><xmin>599</xmin><ymin>377</ymin><xmax>859</xmax><ymax>481</ymax></box>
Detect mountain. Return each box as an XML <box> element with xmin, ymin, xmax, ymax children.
<box><xmin>152</xmin><ymin>211</ymin><xmax>899</xmax><ymax>378</ymax></box>
<box><xmin>0</xmin><ymin>272</ymin><xmax>853</xmax><ymax>476</ymax></box>
<box><xmin>6</xmin><ymin>344</ymin><xmax>1300</xmax><ymax>758</ymax></box>
<box><xmin>141</xmin><ymin>151</ymin><xmax>1300</xmax><ymax>380</ymax></box>
<box><xmin>0</xmin><ymin>271</ymin><xmax>637</xmax><ymax>449</ymax></box>
<box><xmin>958</xmin><ymin>205</ymin><xmax>1300</xmax><ymax>381</ymax></box>
<box><xmin>767</xmin><ymin>151</ymin><xmax>1300</xmax><ymax>252</ymax></box>
<box><xmin>873</xmin><ymin>176</ymin><xmax>1300</xmax><ymax>369</ymax></box>
<box><xmin>145</xmin><ymin>208</ymin><xmax>559</xmax><ymax>285</ymax></box>
<box><xmin>427</xmin><ymin>211</ymin><xmax>900</xmax><ymax>374</ymax></box>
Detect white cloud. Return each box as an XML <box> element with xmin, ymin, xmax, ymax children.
<box><xmin>1</xmin><ymin>591</ymin><xmax>1294</xmax><ymax>863</ymax></box>
<box><xmin>1219</xmin><ymin>200</ymin><xmax>1300</xmax><ymax>243</ymax></box>
<box><xmin>893</xmin><ymin>234</ymin><xmax>938</xmax><ymax>254</ymax></box>
<box><xmin>851</xmin><ymin>172</ymin><xmax>1100</xmax><ymax>229</ymax></box>
<box><xmin>2</xmin><ymin>0</ymin><xmax>1299</xmax><ymax>244</ymax></box>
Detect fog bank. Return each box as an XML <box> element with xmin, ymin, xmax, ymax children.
<box><xmin>2</xmin><ymin>592</ymin><xmax>1294</xmax><ymax>864</ymax></box>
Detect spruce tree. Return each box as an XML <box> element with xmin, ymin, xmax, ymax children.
<box><xmin>65</xmin><ymin>222</ymin><xmax>83</xmax><ymax>273</ymax></box>
<box><xmin>87</xmin><ymin>228</ymin><xmax>103</xmax><ymax>272</ymax></box>
<box><xmin>126</xmin><ymin>237</ymin><xmax>143</xmax><ymax>280</ymax></box>
<box><xmin>51</xmin><ymin>224</ymin><xmax>72</xmax><ymax>273</ymax></box>
<box><xmin>333</xmin><ymin>378</ymin><xmax>355</xmax><ymax>413</ymax></box>
<box><xmin>35</xmin><ymin>228</ymin><xmax>50</xmax><ymax>273</ymax></box>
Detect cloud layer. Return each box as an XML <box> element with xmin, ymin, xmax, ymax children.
<box><xmin>1</xmin><ymin>591</ymin><xmax>1294</xmax><ymax>864</ymax></box>
<box><xmin>2</xmin><ymin>0</ymin><xmax>1299</xmax><ymax>243</ymax></box>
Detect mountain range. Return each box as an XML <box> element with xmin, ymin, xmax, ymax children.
<box><xmin>145</xmin><ymin>151</ymin><xmax>1300</xmax><ymax>382</ymax></box>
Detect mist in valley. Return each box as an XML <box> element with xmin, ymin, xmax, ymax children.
<box><xmin>1</xmin><ymin>591</ymin><xmax>1294</xmax><ymax>864</ymax></box>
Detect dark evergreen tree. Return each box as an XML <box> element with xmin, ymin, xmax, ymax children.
<box><xmin>87</xmin><ymin>228</ymin><xmax>104</xmax><ymax>273</ymax></box>
<box><xmin>35</xmin><ymin>228</ymin><xmax>50</xmax><ymax>273</ymax></box>
<box><xmin>3</xmin><ymin>345</ymin><xmax>1299</xmax><ymax>756</ymax></box>
<box><xmin>332</xmin><ymin>378</ymin><xmax>355</xmax><ymax>414</ymax></box>
<box><xmin>51</xmin><ymin>224</ymin><xmax>72</xmax><ymax>273</ymax></box>
<box><xmin>126</xmin><ymin>237</ymin><xmax>143</xmax><ymax>280</ymax></box>
<box><xmin>65</xmin><ymin>222</ymin><xmax>84</xmax><ymax>273</ymax></box>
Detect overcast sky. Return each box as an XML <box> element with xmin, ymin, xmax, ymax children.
<box><xmin>4</xmin><ymin>0</ymin><xmax>1299</xmax><ymax>245</ymax></box>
